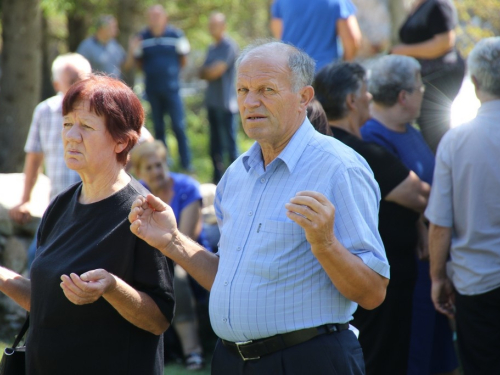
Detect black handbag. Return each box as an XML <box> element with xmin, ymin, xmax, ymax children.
<box><xmin>0</xmin><ymin>316</ymin><xmax>29</xmax><ymax>375</ymax></box>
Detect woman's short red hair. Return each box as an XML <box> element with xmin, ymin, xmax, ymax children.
<box><xmin>62</xmin><ymin>74</ymin><xmax>145</xmax><ymax>165</ymax></box>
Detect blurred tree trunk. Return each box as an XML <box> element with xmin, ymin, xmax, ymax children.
<box><xmin>115</xmin><ymin>0</ymin><xmax>143</xmax><ymax>87</ymax></box>
<box><xmin>67</xmin><ymin>10</ymin><xmax>87</xmax><ymax>52</ymax></box>
<box><xmin>41</xmin><ymin>9</ymin><xmax>56</xmax><ymax>101</ymax></box>
<box><xmin>0</xmin><ymin>0</ymin><xmax>42</xmax><ymax>173</ymax></box>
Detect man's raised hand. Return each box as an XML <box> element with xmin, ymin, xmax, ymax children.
<box><xmin>129</xmin><ymin>194</ymin><xmax>179</xmax><ymax>255</ymax></box>
<box><xmin>285</xmin><ymin>191</ymin><xmax>336</xmax><ymax>251</ymax></box>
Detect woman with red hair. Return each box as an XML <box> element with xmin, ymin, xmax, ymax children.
<box><xmin>0</xmin><ymin>75</ymin><xmax>175</xmax><ymax>374</ymax></box>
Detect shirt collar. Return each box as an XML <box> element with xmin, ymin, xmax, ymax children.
<box><xmin>477</xmin><ymin>99</ymin><xmax>500</xmax><ymax>115</ymax></box>
<box><xmin>242</xmin><ymin>118</ymin><xmax>315</xmax><ymax>174</ymax></box>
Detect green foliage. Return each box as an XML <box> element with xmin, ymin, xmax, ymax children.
<box><xmin>41</xmin><ymin>0</ymin><xmax>109</xmax><ymax>15</ymax></box>
<box><xmin>455</xmin><ymin>0</ymin><xmax>500</xmax><ymax>56</ymax></box>
<box><xmin>147</xmin><ymin>0</ymin><xmax>272</xmax><ymax>50</ymax></box>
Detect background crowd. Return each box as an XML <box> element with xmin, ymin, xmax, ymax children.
<box><xmin>0</xmin><ymin>0</ymin><xmax>499</xmax><ymax>374</ymax></box>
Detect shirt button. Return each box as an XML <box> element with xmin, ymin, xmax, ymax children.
<box><xmin>223</xmin><ymin>318</ymin><xmax>227</xmax><ymax>322</ymax></box>
<box><xmin>236</xmin><ymin>247</ymin><xmax>241</xmax><ymax>251</ymax></box>
<box><xmin>248</xmin><ymin>211</ymin><xmax>253</xmax><ymax>216</ymax></box>
<box><xmin>224</xmin><ymin>281</ymin><xmax>228</xmax><ymax>286</ymax></box>
<box><xmin>260</xmin><ymin>178</ymin><xmax>266</xmax><ymax>183</ymax></box>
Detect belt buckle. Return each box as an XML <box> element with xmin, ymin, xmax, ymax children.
<box><xmin>235</xmin><ymin>340</ymin><xmax>260</xmax><ymax>361</ymax></box>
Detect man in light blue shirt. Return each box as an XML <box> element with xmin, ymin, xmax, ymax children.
<box><xmin>426</xmin><ymin>37</ymin><xmax>500</xmax><ymax>375</ymax></box>
<box><xmin>130</xmin><ymin>41</ymin><xmax>389</xmax><ymax>375</ymax></box>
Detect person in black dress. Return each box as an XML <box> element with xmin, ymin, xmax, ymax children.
<box><xmin>313</xmin><ymin>62</ymin><xmax>431</xmax><ymax>375</ymax></box>
<box><xmin>0</xmin><ymin>75</ymin><xmax>175</xmax><ymax>375</ymax></box>
<box><xmin>391</xmin><ymin>0</ymin><xmax>465</xmax><ymax>153</ymax></box>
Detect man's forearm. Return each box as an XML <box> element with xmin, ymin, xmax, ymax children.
<box><xmin>429</xmin><ymin>223</ymin><xmax>452</xmax><ymax>281</ymax></box>
<box><xmin>162</xmin><ymin>232</ymin><xmax>219</xmax><ymax>291</ymax></box>
<box><xmin>199</xmin><ymin>61</ymin><xmax>227</xmax><ymax>81</ymax></box>
<box><xmin>312</xmin><ymin>239</ymin><xmax>388</xmax><ymax>310</ymax></box>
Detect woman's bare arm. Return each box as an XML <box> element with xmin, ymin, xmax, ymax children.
<box><xmin>0</xmin><ymin>267</ymin><xmax>31</xmax><ymax>311</ymax></box>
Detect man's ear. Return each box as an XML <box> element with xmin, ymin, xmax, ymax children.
<box><xmin>471</xmin><ymin>75</ymin><xmax>480</xmax><ymax>91</ymax></box>
<box><xmin>53</xmin><ymin>81</ymin><xmax>61</xmax><ymax>93</ymax></box>
<box><xmin>346</xmin><ymin>93</ymin><xmax>356</xmax><ymax>110</ymax></box>
<box><xmin>299</xmin><ymin>85</ymin><xmax>315</xmax><ymax>109</ymax></box>
<box><xmin>397</xmin><ymin>90</ymin><xmax>407</xmax><ymax>105</ymax></box>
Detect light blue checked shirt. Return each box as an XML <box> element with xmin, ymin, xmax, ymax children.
<box><xmin>210</xmin><ymin>119</ymin><xmax>389</xmax><ymax>342</ymax></box>
<box><xmin>24</xmin><ymin>94</ymin><xmax>80</xmax><ymax>199</ymax></box>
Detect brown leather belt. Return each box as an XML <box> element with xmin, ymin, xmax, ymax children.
<box><xmin>222</xmin><ymin>323</ymin><xmax>349</xmax><ymax>361</ymax></box>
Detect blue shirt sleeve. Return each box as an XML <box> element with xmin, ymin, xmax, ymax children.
<box><xmin>271</xmin><ymin>0</ymin><xmax>282</xmax><ymax>18</ymax></box>
<box><xmin>76</xmin><ymin>39</ymin><xmax>89</xmax><ymax>56</ymax></box>
<box><xmin>425</xmin><ymin>131</ymin><xmax>454</xmax><ymax>227</ymax></box>
<box><xmin>338</xmin><ymin>0</ymin><xmax>357</xmax><ymax>19</ymax></box>
<box><xmin>173</xmin><ymin>174</ymin><xmax>202</xmax><ymax>213</ymax></box>
<box><xmin>331</xmin><ymin>165</ymin><xmax>390</xmax><ymax>278</ymax></box>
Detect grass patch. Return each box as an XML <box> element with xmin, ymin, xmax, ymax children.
<box><xmin>164</xmin><ymin>360</ymin><xmax>211</xmax><ymax>375</ymax></box>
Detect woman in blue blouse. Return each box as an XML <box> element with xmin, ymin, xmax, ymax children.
<box><xmin>131</xmin><ymin>140</ymin><xmax>209</xmax><ymax>371</ymax></box>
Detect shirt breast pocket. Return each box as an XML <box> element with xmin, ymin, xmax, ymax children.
<box><xmin>248</xmin><ymin>220</ymin><xmax>306</xmax><ymax>281</ymax></box>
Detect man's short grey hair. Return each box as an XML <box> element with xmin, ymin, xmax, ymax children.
<box><xmin>236</xmin><ymin>39</ymin><xmax>316</xmax><ymax>92</ymax></box>
<box><xmin>95</xmin><ymin>15</ymin><xmax>115</xmax><ymax>30</ymax></box>
<box><xmin>51</xmin><ymin>53</ymin><xmax>92</xmax><ymax>83</ymax></box>
<box><xmin>368</xmin><ymin>55</ymin><xmax>421</xmax><ymax>107</ymax></box>
<box><xmin>468</xmin><ymin>37</ymin><xmax>500</xmax><ymax>97</ymax></box>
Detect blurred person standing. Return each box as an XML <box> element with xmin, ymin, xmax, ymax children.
<box><xmin>199</xmin><ymin>12</ymin><xmax>239</xmax><ymax>183</ymax></box>
<box><xmin>391</xmin><ymin>0</ymin><xmax>465</xmax><ymax>153</ymax></box>
<box><xmin>314</xmin><ymin>62</ymin><xmax>430</xmax><ymax>375</ymax></box>
<box><xmin>9</xmin><ymin>53</ymin><xmax>91</xmax><ymax>228</ymax></box>
<box><xmin>270</xmin><ymin>0</ymin><xmax>362</xmax><ymax>72</ymax></box>
<box><xmin>77</xmin><ymin>15</ymin><xmax>136</xmax><ymax>79</ymax></box>
<box><xmin>133</xmin><ymin>4</ymin><xmax>192</xmax><ymax>171</ymax></box>
<box><xmin>426</xmin><ymin>37</ymin><xmax>500</xmax><ymax>375</ymax></box>
<box><xmin>131</xmin><ymin>140</ymin><xmax>210</xmax><ymax>370</ymax></box>
<box><xmin>362</xmin><ymin>54</ymin><xmax>459</xmax><ymax>375</ymax></box>
<box><xmin>306</xmin><ymin>98</ymin><xmax>331</xmax><ymax>136</ymax></box>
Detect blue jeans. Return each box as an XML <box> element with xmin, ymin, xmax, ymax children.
<box><xmin>147</xmin><ymin>90</ymin><xmax>192</xmax><ymax>170</ymax></box>
<box><xmin>207</xmin><ymin>107</ymin><xmax>238</xmax><ymax>183</ymax></box>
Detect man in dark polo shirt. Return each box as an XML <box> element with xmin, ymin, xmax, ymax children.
<box><xmin>134</xmin><ymin>4</ymin><xmax>192</xmax><ymax>171</ymax></box>
<box><xmin>313</xmin><ymin>62</ymin><xmax>430</xmax><ymax>375</ymax></box>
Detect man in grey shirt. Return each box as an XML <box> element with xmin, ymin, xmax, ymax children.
<box><xmin>425</xmin><ymin>37</ymin><xmax>500</xmax><ymax>375</ymax></box>
<box><xmin>199</xmin><ymin>13</ymin><xmax>239</xmax><ymax>183</ymax></box>
<box><xmin>77</xmin><ymin>15</ymin><xmax>135</xmax><ymax>79</ymax></box>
